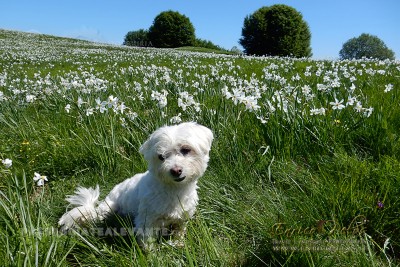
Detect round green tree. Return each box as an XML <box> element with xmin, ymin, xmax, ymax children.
<box><xmin>123</xmin><ymin>29</ymin><xmax>151</xmax><ymax>47</ymax></box>
<box><xmin>148</xmin><ymin>10</ymin><xmax>195</xmax><ymax>48</ymax></box>
<box><xmin>339</xmin><ymin>33</ymin><xmax>395</xmax><ymax>60</ymax></box>
<box><xmin>239</xmin><ymin>5</ymin><xmax>312</xmax><ymax>57</ymax></box>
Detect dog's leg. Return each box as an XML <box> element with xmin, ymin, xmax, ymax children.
<box><xmin>134</xmin><ymin>215</ymin><xmax>161</xmax><ymax>250</ymax></box>
<box><xmin>167</xmin><ymin>222</ymin><xmax>187</xmax><ymax>247</ymax></box>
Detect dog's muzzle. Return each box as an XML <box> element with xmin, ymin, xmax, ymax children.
<box><xmin>170</xmin><ymin>167</ymin><xmax>185</xmax><ymax>182</ymax></box>
<box><xmin>174</xmin><ymin>176</ymin><xmax>186</xmax><ymax>182</ymax></box>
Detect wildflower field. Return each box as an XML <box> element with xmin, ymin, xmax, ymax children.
<box><xmin>0</xmin><ymin>29</ymin><xmax>399</xmax><ymax>266</ymax></box>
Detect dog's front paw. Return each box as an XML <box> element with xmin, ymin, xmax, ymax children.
<box><xmin>165</xmin><ymin>239</ymin><xmax>185</xmax><ymax>248</ymax></box>
<box><xmin>136</xmin><ymin>234</ymin><xmax>157</xmax><ymax>251</ymax></box>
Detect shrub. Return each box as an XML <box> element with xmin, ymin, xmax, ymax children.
<box><xmin>339</xmin><ymin>33</ymin><xmax>395</xmax><ymax>60</ymax></box>
<box><xmin>123</xmin><ymin>29</ymin><xmax>152</xmax><ymax>47</ymax></box>
<box><xmin>239</xmin><ymin>4</ymin><xmax>312</xmax><ymax>57</ymax></box>
<box><xmin>194</xmin><ymin>38</ymin><xmax>224</xmax><ymax>50</ymax></box>
<box><xmin>148</xmin><ymin>10</ymin><xmax>195</xmax><ymax>48</ymax></box>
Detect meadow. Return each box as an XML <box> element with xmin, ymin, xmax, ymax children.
<box><xmin>0</xmin><ymin>29</ymin><xmax>399</xmax><ymax>266</ymax></box>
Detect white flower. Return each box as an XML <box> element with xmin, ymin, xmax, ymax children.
<box><xmin>86</xmin><ymin>108</ymin><xmax>94</xmax><ymax>116</ymax></box>
<box><xmin>115</xmin><ymin>102</ymin><xmax>127</xmax><ymax>114</ymax></box>
<box><xmin>120</xmin><ymin>117</ymin><xmax>127</xmax><ymax>127</ymax></box>
<box><xmin>266</xmin><ymin>100</ymin><xmax>276</xmax><ymax>113</ymax></box>
<box><xmin>316</xmin><ymin>84</ymin><xmax>328</xmax><ymax>92</ymax></box>
<box><xmin>33</xmin><ymin>172</ymin><xmax>48</xmax><ymax>186</ymax></box>
<box><xmin>127</xmin><ymin>111</ymin><xmax>138</xmax><ymax>121</ymax></box>
<box><xmin>346</xmin><ymin>96</ymin><xmax>357</xmax><ymax>106</ymax></box>
<box><xmin>310</xmin><ymin>108</ymin><xmax>319</xmax><ymax>115</ymax></box>
<box><xmin>2</xmin><ymin>158</ymin><xmax>12</xmax><ymax>168</ymax></box>
<box><xmin>310</xmin><ymin>107</ymin><xmax>326</xmax><ymax>116</ymax></box>
<box><xmin>170</xmin><ymin>113</ymin><xmax>182</xmax><ymax>124</ymax></box>
<box><xmin>231</xmin><ymin>88</ymin><xmax>245</xmax><ymax>105</ymax></box>
<box><xmin>193</xmin><ymin>102</ymin><xmax>201</xmax><ymax>113</ymax></box>
<box><xmin>280</xmin><ymin>99</ymin><xmax>288</xmax><ymax>113</ymax></box>
<box><xmin>77</xmin><ymin>97</ymin><xmax>85</xmax><ymax>107</ymax></box>
<box><xmin>65</xmin><ymin>104</ymin><xmax>71</xmax><ymax>113</ymax></box>
<box><xmin>257</xmin><ymin>115</ymin><xmax>268</xmax><ymax>124</ymax></box>
<box><xmin>241</xmin><ymin>96</ymin><xmax>260</xmax><ymax>112</ymax></box>
<box><xmin>354</xmin><ymin>101</ymin><xmax>363</xmax><ymax>113</ymax></box>
<box><xmin>108</xmin><ymin>95</ymin><xmax>118</xmax><ymax>108</ymax></box>
<box><xmin>363</xmin><ymin>107</ymin><xmax>373</xmax><ymax>118</ymax></box>
<box><xmin>221</xmin><ymin>85</ymin><xmax>232</xmax><ymax>99</ymax></box>
<box><xmin>178</xmin><ymin>91</ymin><xmax>196</xmax><ymax>111</ymax></box>
<box><xmin>177</xmin><ymin>98</ymin><xmax>187</xmax><ymax>111</ymax></box>
<box><xmin>330</xmin><ymin>98</ymin><xmax>345</xmax><ymax>110</ymax></box>
<box><xmin>384</xmin><ymin>84</ymin><xmax>393</xmax><ymax>93</ymax></box>
<box><xmin>95</xmin><ymin>98</ymin><xmax>107</xmax><ymax>113</ymax></box>
<box><xmin>301</xmin><ymin>85</ymin><xmax>311</xmax><ymax>95</ymax></box>
<box><xmin>151</xmin><ymin>90</ymin><xmax>168</xmax><ymax>108</ymax></box>
<box><xmin>349</xmin><ymin>83</ymin><xmax>356</xmax><ymax>93</ymax></box>
<box><xmin>26</xmin><ymin>94</ymin><xmax>36</xmax><ymax>103</ymax></box>
<box><xmin>291</xmin><ymin>74</ymin><xmax>301</xmax><ymax>81</ymax></box>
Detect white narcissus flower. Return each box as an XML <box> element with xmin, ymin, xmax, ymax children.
<box><xmin>354</xmin><ymin>101</ymin><xmax>363</xmax><ymax>113</ymax></box>
<box><xmin>310</xmin><ymin>107</ymin><xmax>326</xmax><ymax>116</ymax></box>
<box><xmin>346</xmin><ymin>96</ymin><xmax>357</xmax><ymax>106</ymax></box>
<box><xmin>26</xmin><ymin>94</ymin><xmax>36</xmax><ymax>103</ymax></box>
<box><xmin>77</xmin><ymin>97</ymin><xmax>85</xmax><ymax>107</ymax></box>
<box><xmin>363</xmin><ymin>107</ymin><xmax>374</xmax><ymax>118</ymax></box>
<box><xmin>384</xmin><ymin>84</ymin><xmax>393</xmax><ymax>93</ymax></box>
<box><xmin>95</xmin><ymin>98</ymin><xmax>107</xmax><ymax>113</ymax></box>
<box><xmin>33</xmin><ymin>172</ymin><xmax>48</xmax><ymax>186</ymax></box>
<box><xmin>330</xmin><ymin>98</ymin><xmax>345</xmax><ymax>110</ymax></box>
<box><xmin>0</xmin><ymin>91</ymin><xmax>5</xmax><ymax>101</ymax></box>
<box><xmin>86</xmin><ymin>108</ymin><xmax>94</xmax><ymax>116</ymax></box>
<box><xmin>108</xmin><ymin>95</ymin><xmax>118</xmax><ymax>108</ymax></box>
<box><xmin>65</xmin><ymin>104</ymin><xmax>71</xmax><ymax>113</ymax></box>
<box><xmin>2</xmin><ymin>158</ymin><xmax>12</xmax><ymax>168</ymax></box>
<box><xmin>170</xmin><ymin>113</ymin><xmax>182</xmax><ymax>124</ymax></box>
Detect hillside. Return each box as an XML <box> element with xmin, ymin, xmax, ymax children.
<box><xmin>0</xmin><ymin>29</ymin><xmax>399</xmax><ymax>266</ymax></box>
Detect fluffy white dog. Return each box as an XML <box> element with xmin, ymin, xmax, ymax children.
<box><xmin>58</xmin><ymin>122</ymin><xmax>213</xmax><ymax>247</ymax></box>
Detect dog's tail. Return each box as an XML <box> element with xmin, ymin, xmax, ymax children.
<box><xmin>58</xmin><ymin>185</ymin><xmax>111</xmax><ymax>231</ymax></box>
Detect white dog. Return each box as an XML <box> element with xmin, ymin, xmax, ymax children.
<box><xmin>58</xmin><ymin>122</ymin><xmax>213</xmax><ymax>247</ymax></box>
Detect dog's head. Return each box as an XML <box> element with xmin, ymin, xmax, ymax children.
<box><xmin>139</xmin><ymin>122</ymin><xmax>213</xmax><ymax>185</ymax></box>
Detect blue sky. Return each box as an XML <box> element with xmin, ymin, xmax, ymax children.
<box><xmin>2</xmin><ymin>0</ymin><xmax>399</xmax><ymax>59</ymax></box>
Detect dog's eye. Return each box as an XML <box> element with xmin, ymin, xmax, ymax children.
<box><xmin>180</xmin><ymin>148</ymin><xmax>191</xmax><ymax>156</ymax></box>
<box><xmin>158</xmin><ymin>154</ymin><xmax>165</xmax><ymax>161</ymax></box>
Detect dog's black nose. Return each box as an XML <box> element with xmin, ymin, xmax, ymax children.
<box><xmin>170</xmin><ymin>167</ymin><xmax>182</xmax><ymax>177</ymax></box>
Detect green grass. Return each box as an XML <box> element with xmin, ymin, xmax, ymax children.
<box><xmin>175</xmin><ymin>46</ymin><xmax>236</xmax><ymax>55</ymax></box>
<box><xmin>0</xmin><ymin>29</ymin><xmax>399</xmax><ymax>266</ymax></box>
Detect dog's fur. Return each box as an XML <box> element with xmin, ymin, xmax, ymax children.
<box><xmin>58</xmin><ymin>122</ymin><xmax>213</xmax><ymax>247</ymax></box>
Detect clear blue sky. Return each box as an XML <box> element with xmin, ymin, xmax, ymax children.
<box><xmin>2</xmin><ymin>0</ymin><xmax>399</xmax><ymax>59</ymax></box>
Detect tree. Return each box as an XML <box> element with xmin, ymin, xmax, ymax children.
<box><xmin>123</xmin><ymin>29</ymin><xmax>152</xmax><ymax>47</ymax></box>
<box><xmin>148</xmin><ymin>10</ymin><xmax>195</xmax><ymax>48</ymax></box>
<box><xmin>339</xmin><ymin>33</ymin><xmax>395</xmax><ymax>60</ymax></box>
<box><xmin>239</xmin><ymin>5</ymin><xmax>312</xmax><ymax>57</ymax></box>
<box><xmin>194</xmin><ymin>38</ymin><xmax>224</xmax><ymax>51</ymax></box>
<box><xmin>230</xmin><ymin>46</ymin><xmax>243</xmax><ymax>54</ymax></box>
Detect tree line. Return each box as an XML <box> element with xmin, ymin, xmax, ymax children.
<box><xmin>124</xmin><ymin>5</ymin><xmax>395</xmax><ymax>60</ymax></box>
<box><xmin>123</xmin><ymin>11</ymin><xmax>225</xmax><ymax>52</ymax></box>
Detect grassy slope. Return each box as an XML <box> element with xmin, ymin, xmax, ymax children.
<box><xmin>0</xmin><ymin>29</ymin><xmax>399</xmax><ymax>266</ymax></box>
<box><xmin>175</xmin><ymin>46</ymin><xmax>237</xmax><ymax>55</ymax></box>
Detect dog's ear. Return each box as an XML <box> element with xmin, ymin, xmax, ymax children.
<box><xmin>139</xmin><ymin>133</ymin><xmax>155</xmax><ymax>160</ymax></box>
<box><xmin>196</xmin><ymin>124</ymin><xmax>214</xmax><ymax>152</ymax></box>
<box><xmin>189</xmin><ymin>123</ymin><xmax>213</xmax><ymax>156</ymax></box>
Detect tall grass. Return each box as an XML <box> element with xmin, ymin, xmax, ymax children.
<box><xmin>0</xmin><ymin>29</ymin><xmax>399</xmax><ymax>266</ymax></box>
